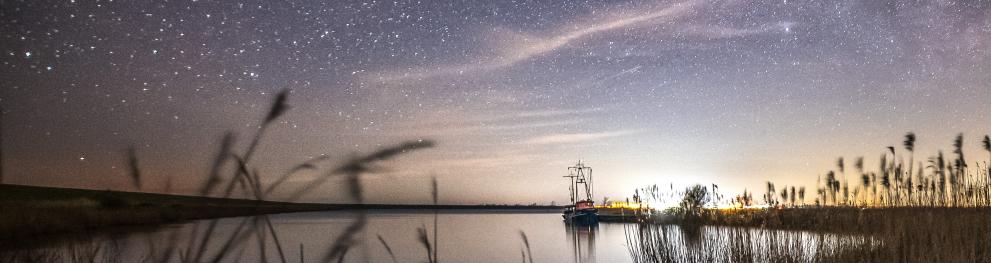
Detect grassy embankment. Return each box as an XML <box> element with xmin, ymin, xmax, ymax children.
<box><xmin>0</xmin><ymin>184</ymin><xmax>339</xmax><ymax>243</ymax></box>
<box><xmin>0</xmin><ymin>184</ymin><xmax>558</xmax><ymax>246</ymax></box>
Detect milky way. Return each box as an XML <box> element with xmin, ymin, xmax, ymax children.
<box><xmin>1</xmin><ymin>0</ymin><xmax>990</xmax><ymax>205</ymax></box>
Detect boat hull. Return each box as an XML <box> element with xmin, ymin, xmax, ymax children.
<box><xmin>563</xmin><ymin>209</ymin><xmax>598</xmax><ymax>225</ymax></box>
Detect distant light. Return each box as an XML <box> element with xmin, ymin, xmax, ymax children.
<box><xmin>597</xmin><ymin>201</ymin><xmax>648</xmax><ymax>210</ymax></box>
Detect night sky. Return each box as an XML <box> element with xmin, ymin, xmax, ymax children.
<box><xmin>1</xmin><ymin>0</ymin><xmax>990</xmax><ymax>205</ymax></box>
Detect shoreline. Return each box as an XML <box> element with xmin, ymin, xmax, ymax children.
<box><xmin>0</xmin><ymin>184</ymin><xmax>561</xmax><ymax>246</ymax></box>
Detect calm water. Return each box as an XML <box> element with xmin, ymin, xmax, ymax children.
<box><xmin>5</xmin><ymin>210</ymin><xmax>875</xmax><ymax>262</ymax></box>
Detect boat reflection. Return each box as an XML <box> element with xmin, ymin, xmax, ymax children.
<box><xmin>566</xmin><ymin>223</ymin><xmax>597</xmax><ymax>263</ymax></box>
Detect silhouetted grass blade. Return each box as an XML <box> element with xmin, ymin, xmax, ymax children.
<box><xmin>125</xmin><ymin>147</ymin><xmax>142</xmax><ymax>190</ymax></box>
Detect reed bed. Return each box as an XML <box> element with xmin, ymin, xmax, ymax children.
<box><xmin>625</xmin><ymin>224</ymin><xmax>881</xmax><ymax>263</ymax></box>
<box><xmin>628</xmin><ymin>207</ymin><xmax>991</xmax><ymax>262</ymax></box>
<box><xmin>628</xmin><ymin>132</ymin><xmax>991</xmax><ymax>262</ymax></box>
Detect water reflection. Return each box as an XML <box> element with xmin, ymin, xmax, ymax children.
<box><xmin>678</xmin><ymin>224</ymin><xmax>703</xmax><ymax>248</ymax></box>
<box><xmin>624</xmin><ymin>224</ymin><xmax>880</xmax><ymax>263</ymax></box>
<box><xmin>566</xmin><ymin>224</ymin><xmax>597</xmax><ymax>263</ymax></box>
<box><xmin>1</xmin><ymin>212</ymin><xmax>879</xmax><ymax>263</ymax></box>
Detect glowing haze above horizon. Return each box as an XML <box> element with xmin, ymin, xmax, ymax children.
<box><xmin>2</xmin><ymin>0</ymin><xmax>990</xmax><ymax>205</ymax></box>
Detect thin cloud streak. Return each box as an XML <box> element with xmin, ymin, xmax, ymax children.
<box><xmin>365</xmin><ymin>0</ymin><xmax>794</xmax><ymax>83</ymax></box>
<box><xmin>514</xmin><ymin>107</ymin><xmax>605</xmax><ymax>118</ymax></box>
<box><xmin>677</xmin><ymin>21</ymin><xmax>794</xmax><ymax>39</ymax></box>
<box><xmin>523</xmin><ymin>130</ymin><xmax>636</xmax><ymax>145</ymax></box>
<box><xmin>377</xmin><ymin>107</ymin><xmax>608</xmax><ymax>137</ymax></box>
<box><xmin>430</xmin><ymin>154</ymin><xmax>544</xmax><ymax>169</ymax></box>
<box><xmin>384</xmin><ymin>119</ymin><xmax>584</xmax><ymax>137</ymax></box>
<box><xmin>366</xmin><ymin>0</ymin><xmax>703</xmax><ymax>82</ymax></box>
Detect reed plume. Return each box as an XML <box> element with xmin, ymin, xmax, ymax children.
<box><xmin>265</xmin><ymin>90</ymin><xmax>289</xmax><ymax>124</ymax></box>
<box><xmin>124</xmin><ymin>147</ymin><xmax>142</xmax><ymax>190</ymax></box>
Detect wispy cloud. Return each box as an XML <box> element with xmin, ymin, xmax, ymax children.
<box><xmin>514</xmin><ymin>107</ymin><xmax>605</xmax><ymax>118</ymax></box>
<box><xmin>677</xmin><ymin>21</ymin><xmax>794</xmax><ymax>39</ymax></box>
<box><xmin>366</xmin><ymin>0</ymin><xmax>703</xmax><ymax>82</ymax></box>
<box><xmin>364</xmin><ymin>0</ymin><xmax>794</xmax><ymax>83</ymax></box>
<box><xmin>522</xmin><ymin>130</ymin><xmax>636</xmax><ymax>145</ymax></box>
<box><xmin>387</xmin><ymin>118</ymin><xmax>584</xmax><ymax>137</ymax></box>
<box><xmin>378</xmin><ymin>106</ymin><xmax>607</xmax><ymax>137</ymax></box>
<box><xmin>430</xmin><ymin>154</ymin><xmax>544</xmax><ymax>169</ymax></box>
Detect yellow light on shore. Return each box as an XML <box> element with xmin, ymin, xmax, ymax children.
<box><xmin>596</xmin><ymin>201</ymin><xmax>646</xmax><ymax>209</ymax></box>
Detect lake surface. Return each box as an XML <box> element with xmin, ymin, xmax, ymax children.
<box><xmin>4</xmin><ymin>210</ymin><xmax>876</xmax><ymax>262</ymax></box>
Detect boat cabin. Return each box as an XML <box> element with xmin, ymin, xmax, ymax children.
<box><xmin>576</xmin><ymin>200</ymin><xmax>594</xmax><ymax>210</ymax></box>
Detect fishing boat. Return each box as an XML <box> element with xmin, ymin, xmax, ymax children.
<box><xmin>562</xmin><ymin>161</ymin><xmax>598</xmax><ymax>225</ymax></box>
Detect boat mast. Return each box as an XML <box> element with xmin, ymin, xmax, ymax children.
<box><xmin>569</xmin><ymin>161</ymin><xmax>593</xmax><ymax>202</ymax></box>
<box><xmin>563</xmin><ymin>173</ymin><xmax>577</xmax><ymax>204</ymax></box>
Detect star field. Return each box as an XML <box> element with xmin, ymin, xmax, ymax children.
<box><xmin>1</xmin><ymin>0</ymin><xmax>990</xmax><ymax>204</ymax></box>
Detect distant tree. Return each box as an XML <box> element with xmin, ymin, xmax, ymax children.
<box><xmin>680</xmin><ymin>184</ymin><xmax>710</xmax><ymax>222</ymax></box>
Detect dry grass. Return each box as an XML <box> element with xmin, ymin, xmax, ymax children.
<box><xmin>629</xmin><ymin>132</ymin><xmax>991</xmax><ymax>262</ymax></box>
<box><xmin>629</xmin><ymin>207</ymin><xmax>991</xmax><ymax>262</ymax></box>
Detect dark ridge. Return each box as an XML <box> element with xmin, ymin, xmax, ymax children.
<box><xmin>0</xmin><ymin>184</ymin><xmax>560</xmax><ymax>247</ymax></box>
